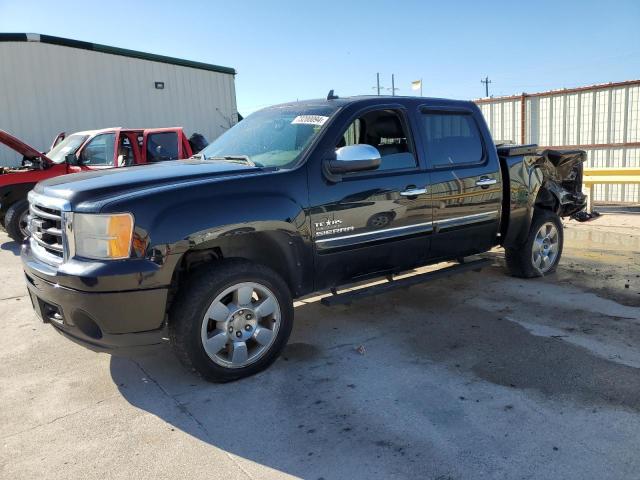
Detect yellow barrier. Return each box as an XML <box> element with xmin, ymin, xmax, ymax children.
<box><xmin>582</xmin><ymin>168</ymin><xmax>640</xmax><ymax>211</ymax></box>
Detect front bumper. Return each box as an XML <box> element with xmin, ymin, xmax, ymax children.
<box><xmin>22</xmin><ymin>248</ymin><xmax>170</xmax><ymax>352</ymax></box>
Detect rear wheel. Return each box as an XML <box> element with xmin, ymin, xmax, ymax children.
<box><xmin>5</xmin><ymin>199</ymin><xmax>30</xmax><ymax>243</ymax></box>
<box><xmin>505</xmin><ymin>209</ymin><xmax>563</xmax><ymax>278</ymax></box>
<box><xmin>169</xmin><ymin>259</ymin><xmax>294</xmax><ymax>382</ymax></box>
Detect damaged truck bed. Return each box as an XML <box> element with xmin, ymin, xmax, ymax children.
<box><xmin>498</xmin><ymin>144</ymin><xmax>586</xmax><ymax>247</ymax></box>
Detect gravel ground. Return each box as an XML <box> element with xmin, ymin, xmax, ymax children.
<box><xmin>1</xmin><ymin>213</ymin><xmax>639</xmax><ymax>480</ymax></box>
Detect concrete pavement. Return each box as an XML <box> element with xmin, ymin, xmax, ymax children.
<box><xmin>1</xmin><ymin>214</ymin><xmax>639</xmax><ymax>479</ymax></box>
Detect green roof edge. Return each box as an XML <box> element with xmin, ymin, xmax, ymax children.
<box><xmin>0</xmin><ymin>33</ymin><xmax>236</xmax><ymax>75</ymax></box>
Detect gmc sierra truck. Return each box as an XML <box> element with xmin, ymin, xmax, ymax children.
<box><xmin>21</xmin><ymin>95</ymin><xmax>586</xmax><ymax>382</ymax></box>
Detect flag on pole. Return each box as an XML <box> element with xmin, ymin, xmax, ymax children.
<box><xmin>411</xmin><ymin>80</ymin><xmax>422</xmax><ymax>91</ymax></box>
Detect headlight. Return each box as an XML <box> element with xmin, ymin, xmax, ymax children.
<box><xmin>73</xmin><ymin>213</ymin><xmax>134</xmax><ymax>260</ymax></box>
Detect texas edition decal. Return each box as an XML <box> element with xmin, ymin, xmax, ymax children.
<box><xmin>314</xmin><ymin>219</ymin><xmax>355</xmax><ymax>237</ymax></box>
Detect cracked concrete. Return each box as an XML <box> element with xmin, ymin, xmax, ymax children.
<box><xmin>1</xmin><ymin>214</ymin><xmax>639</xmax><ymax>479</ymax></box>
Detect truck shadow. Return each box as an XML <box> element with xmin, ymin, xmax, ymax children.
<box><xmin>0</xmin><ymin>239</ymin><xmax>21</xmax><ymax>256</ymax></box>
<box><xmin>109</xmin><ymin>267</ymin><xmax>640</xmax><ymax>479</ymax></box>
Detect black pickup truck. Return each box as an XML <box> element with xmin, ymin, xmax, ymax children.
<box><xmin>22</xmin><ymin>95</ymin><xmax>586</xmax><ymax>382</ymax></box>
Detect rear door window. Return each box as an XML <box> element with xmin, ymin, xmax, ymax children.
<box><xmin>421</xmin><ymin>112</ymin><xmax>484</xmax><ymax>167</ymax></box>
<box><xmin>146</xmin><ymin>132</ymin><xmax>179</xmax><ymax>162</ymax></box>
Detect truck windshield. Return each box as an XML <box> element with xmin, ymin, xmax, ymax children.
<box><xmin>47</xmin><ymin>134</ymin><xmax>89</xmax><ymax>164</ymax></box>
<box><xmin>199</xmin><ymin>104</ymin><xmax>339</xmax><ymax>169</ymax></box>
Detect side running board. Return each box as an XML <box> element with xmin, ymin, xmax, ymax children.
<box><xmin>320</xmin><ymin>258</ymin><xmax>492</xmax><ymax>306</ymax></box>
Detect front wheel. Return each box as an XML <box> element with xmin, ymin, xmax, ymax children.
<box><xmin>5</xmin><ymin>199</ymin><xmax>30</xmax><ymax>243</ymax></box>
<box><xmin>169</xmin><ymin>259</ymin><xmax>294</xmax><ymax>382</ymax></box>
<box><xmin>505</xmin><ymin>209</ymin><xmax>564</xmax><ymax>278</ymax></box>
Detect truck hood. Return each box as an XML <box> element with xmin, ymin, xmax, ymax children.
<box><xmin>34</xmin><ymin>159</ymin><xmax>263</xmax><ymax>209</ymax></box>
<box><xmin>0</xmin><ymin>130</ymin><xmax>53</xmax><ymax>167</ymax></box>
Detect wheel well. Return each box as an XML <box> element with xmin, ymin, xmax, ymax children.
<box><xmin>0</xmin><ymin>183</ymin><xmax>35</xmax><ymax>218</ymax></box>
<box><xmin>534</xmin><ymin>186</ymin><xmax>559</xmax><ymax>213</ymax></box>
<box><xmin>166</xmin><ymin>231</ymin><xmax>305</xmax><ymax>315</ymax></box>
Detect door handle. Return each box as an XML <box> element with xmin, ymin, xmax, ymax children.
<box><xmin>476</xmin><ymin>177</ymin><xmax>497</xmax><ymax>187</ymax></box>
<box><xmin>400</xmin><ymin>187</ymin><xmax>427</xmax><ymax>196</ymax></box>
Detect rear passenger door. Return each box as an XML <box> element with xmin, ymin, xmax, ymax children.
<box><xmin>419</xmin><ymin>107</ymin><xmax>502</xmax><ymax>259</ymax></box>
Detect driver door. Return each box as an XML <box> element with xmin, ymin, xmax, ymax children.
<box><xmin>309</xmin><ymin>107</ymin><xmax>432</xmax><ymax>290</ymax></box>
<box><xmin>68</xmin><ymin>132</ymin><xmax>117</xmax><ymax>172</ymax></box>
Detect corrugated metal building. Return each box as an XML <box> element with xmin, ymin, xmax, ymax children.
<box><xmin>0</xmin><ymin>33</ymin><xmax>237</xmax><ymax>166</ymax></box>
<box><xmin>475</xmin><ymin>80</ymin><xmax>640</xmax><ymax>203</ymax></box>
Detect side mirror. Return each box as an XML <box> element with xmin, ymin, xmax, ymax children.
<box><xmin>65</xmin><ymin>152</ymin><xmax>80</xmax><ymax>166</ymax></box>
<box><xmin>324</xmin><ymin>144</ymin><xmax>381</xmax><ymax>180</ymax></box>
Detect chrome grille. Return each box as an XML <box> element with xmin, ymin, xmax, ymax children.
<box><xmin>28</xmin><ymin>199</ymin><xmax>65</xmax><ymax>262</ymax></box>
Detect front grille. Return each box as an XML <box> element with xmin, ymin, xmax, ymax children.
<box><xmin>29</xmin><ymin>201</ymin><xmax>64</xmax><ymax>261</ymax></box>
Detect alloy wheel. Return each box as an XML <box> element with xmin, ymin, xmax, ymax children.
<box><xmin>531</xmin><ymin>222</ymin><xmax>559</xmax><ymax>273</ymax></box>
<box><xmin>200</xmin><ymin>282</ymin><xmax>281</xmax><ymax>368</ymax></box>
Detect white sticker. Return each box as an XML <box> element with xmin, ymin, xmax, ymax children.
<box><xmin>291</xmin><ymin>115</ymin><xmax>329</xmax><ymax>126</ymax></box>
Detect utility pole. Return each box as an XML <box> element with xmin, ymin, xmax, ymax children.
<box><xmin>481</xmin><ymin>76</ymin><xmax>492</xmax><ymax>97</ymax></box>
<box><xmin>372</xmin><ymin>72</ymin><xmax>383</xmax><ymax>95</ymax></box>
<box><xmin>388</xmin><ymin>73</ymin><xmax>399</xmax><ymax>96</ymax></box>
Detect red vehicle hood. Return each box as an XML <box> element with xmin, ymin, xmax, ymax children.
<box><xmin>0</xmin><ymin>130</ymin><xmax>53</xmax><ymax>165</ymax></box>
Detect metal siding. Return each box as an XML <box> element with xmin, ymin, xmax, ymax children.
<box><xmin>551</xmin><ymin>95</ymin><xmax>564</xmax><ymax>146</ymax></box>
<box><xmin>538</xmin><ymin>97</ymin><xmax>550</xmax><ymax>146</ymax></box>
<box><xmin>0</xmin><ymin>41</ymin><xmax>237</xmax><ymax>166</ymax></box>
<box><xmin>579</xmin><ymin>91</ymin><xmax>594</xmax><ymax>144</ymax></box>
<box><xmin>514</xmin><ymin>99</ymin><xmax>522</xmax><ymax>143</ymax></box>
<box><xmin>565</xmin><ymin>93</ymin><xmax>578</xmax><ymax>145</ymax></box>
<box><xmin>503</xmin><ymin>101</ymin><xmax>513</xmax><ymax>143</ymax></box>
<box><xmin>610</xmin><ymin>88</ymin><xmax>625</xmax><ymax>143</ymax></box>
<box><xmin>491</xmin><ymin>102</ymin><xmax>502</xmax><ymax>140</ymax></box>
<box><xmin>594</xmin><ymin>90</ymin><xmax>609</xmax><ymax>144</ymax></box>
<box><xmin>526</xmin><ymin>97</ymin><xmax>536</xmax><ymax>144</ymax></box>
<box><xmin>628</xmin><ymin>86</ymin><xmax>640</xmax><ymax>142</ymax></box>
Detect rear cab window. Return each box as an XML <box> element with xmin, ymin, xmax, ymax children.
<box><xmin>421</xmin><ymin>112</ymin><xmax>484</xmax><ymax>167</ymax></box>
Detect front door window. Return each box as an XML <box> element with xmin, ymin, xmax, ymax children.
<box><xmin>80</xmin><ymin>133</ymin><xmax>116</xmax><ymax>167</ymax></box>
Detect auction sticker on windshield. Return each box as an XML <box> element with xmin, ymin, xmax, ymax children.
<box><xmin>291</xmin><ymin>115</ymin><xmax>329</xmax><ymax>126</ymax></box>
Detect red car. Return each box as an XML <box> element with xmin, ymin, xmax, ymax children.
<box><xmin>0</xmin><ymin>127</ymin><xmax>198</xmax><ymax>241</ymax></box>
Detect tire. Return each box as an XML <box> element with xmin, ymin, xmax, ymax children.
<box><xmin>5</xmin><ymin>199</ymin><xmax>30</xmax><ymax>243</ymax></box>
<box><xmin>169</xmin><ymin>259</ymin><xmax>294</xmax><ymax>382</ymax></box>
<box><xmin>505</xmin><ymin>209</ymin><xmax>563</xmax><ymax>278</ymax></box>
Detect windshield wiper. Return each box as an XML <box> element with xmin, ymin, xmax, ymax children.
<box><xmin>206</xmin><ymin>155</ymin><xmax>256</xmax><ymax>167</ymax></box>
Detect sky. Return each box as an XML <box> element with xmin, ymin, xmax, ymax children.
<box><xmin>1</xmin><ymin>0</ymin><xmax>639</xmax><ymax>115</ymax></box>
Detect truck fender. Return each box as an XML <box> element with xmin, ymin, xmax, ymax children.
<box><xmin>142</xmin><ymin>194</ymin><xmax>313</xmax><ymax>297</ymax></box>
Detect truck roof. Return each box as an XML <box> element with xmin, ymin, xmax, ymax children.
<box><xmin>269</xmin><ymin>95</ymin><xmax>476</xmax><ymax>110</ymax></box>
<box><xmin>71</xmin><ymin>127</ymin><xmax>184</xmax><ymax>136</ymax></box>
